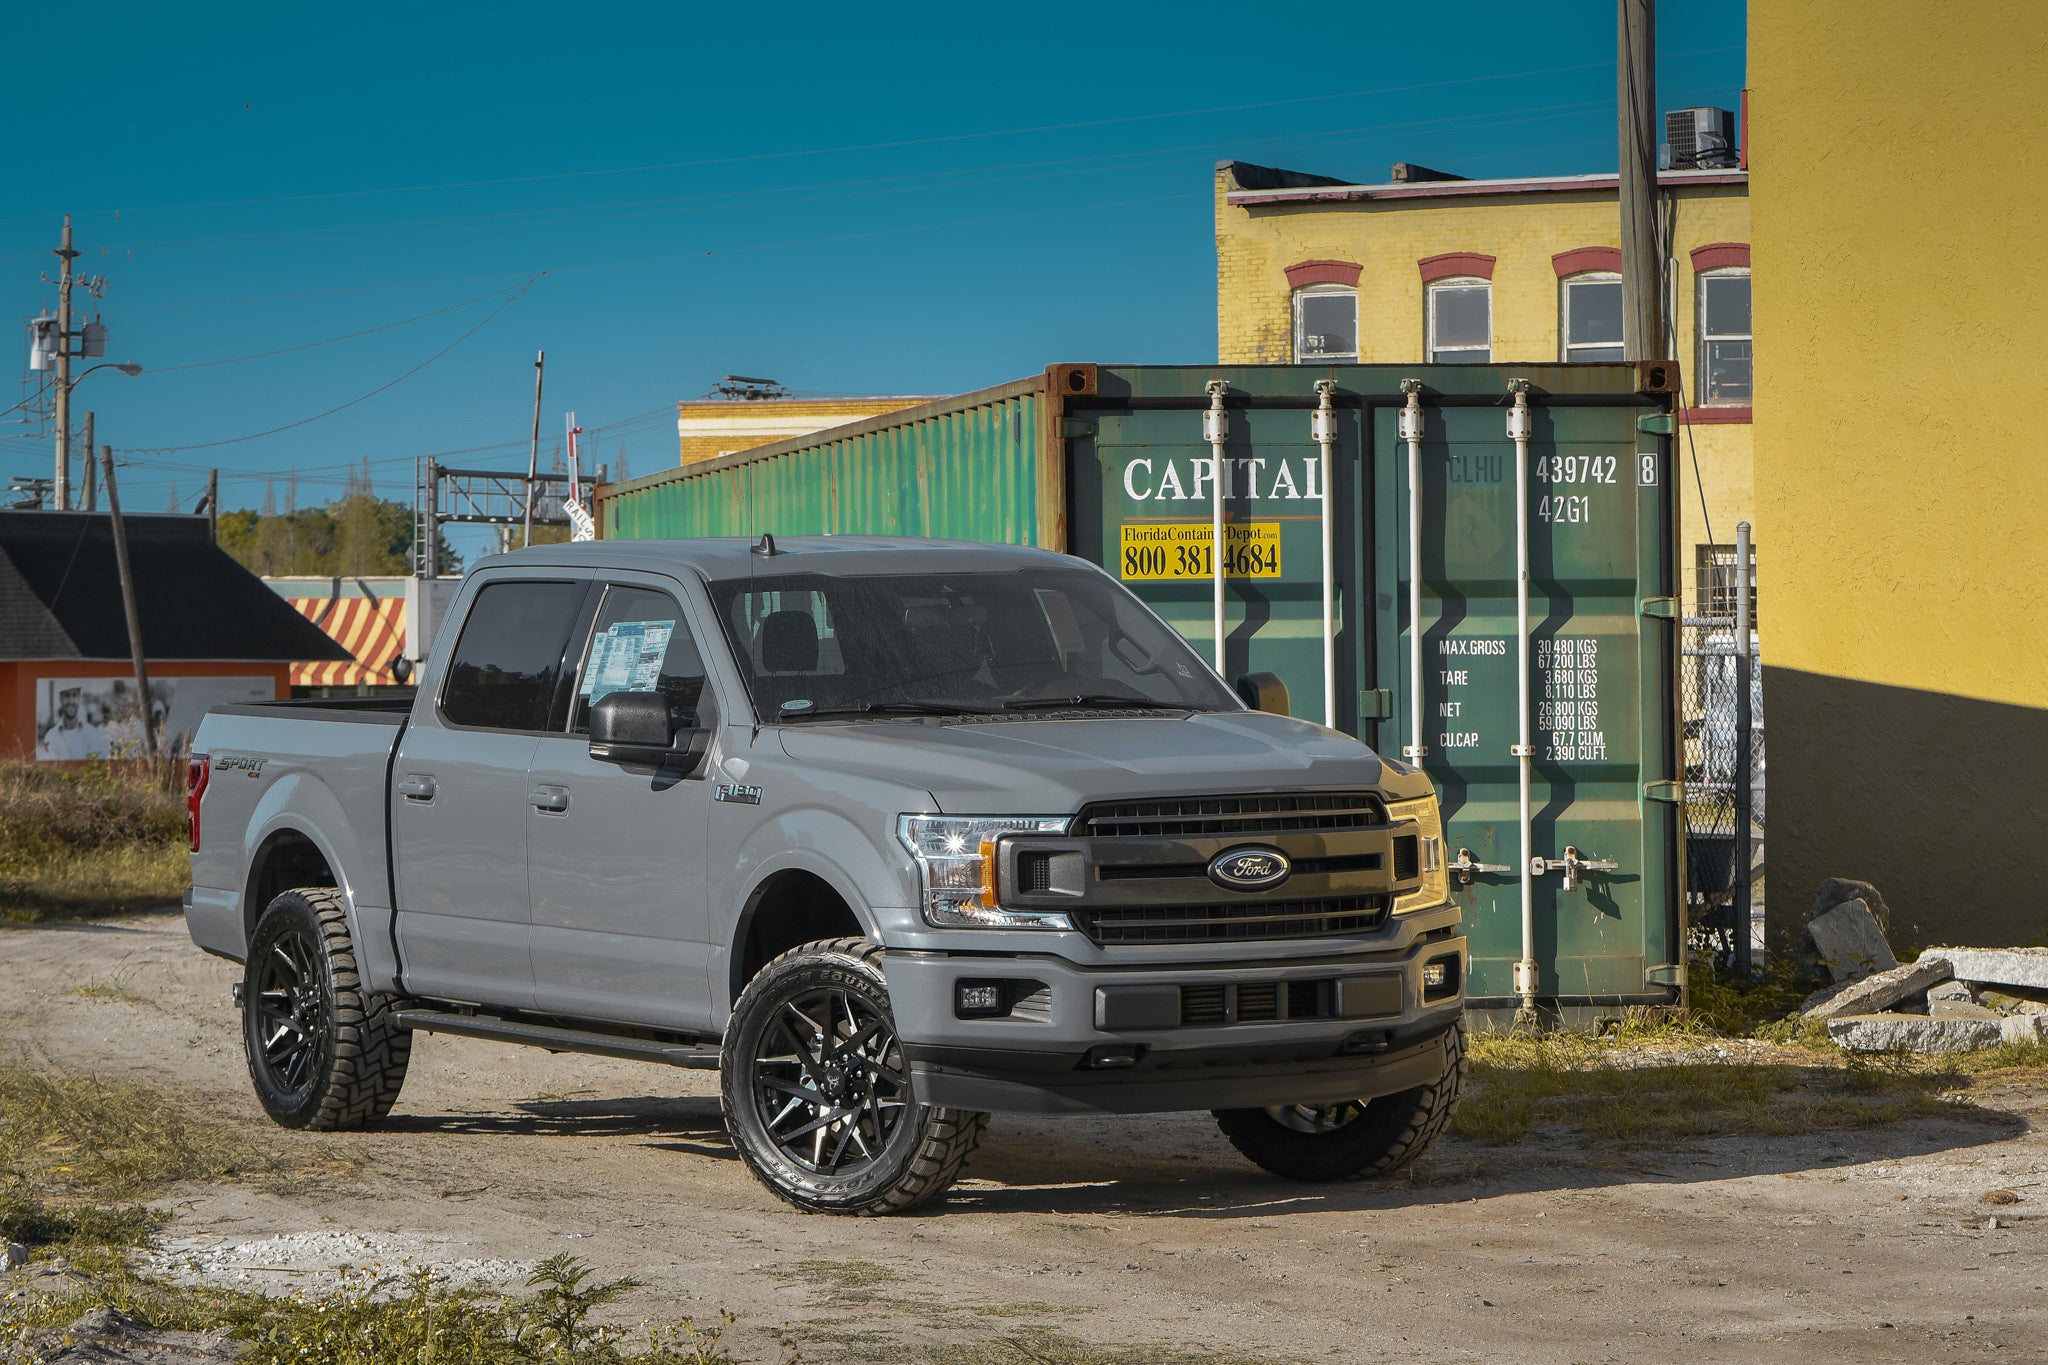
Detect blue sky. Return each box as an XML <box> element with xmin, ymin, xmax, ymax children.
<box><xmin>2</xmin><ymin>0</ymin><xmax>1744</xmax><ymax>553</ymax></box>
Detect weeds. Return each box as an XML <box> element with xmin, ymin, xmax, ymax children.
<box><xmin>1455</xmin><ymin>1026</ymin><xmax>1986</xmax><ymax>1147</ymax></box>
<box><xmin>1</xmin><ymin>1257</ymin><xmax>743</xmax><ymax>1365</ymax></box>
<box><xmin>0</xmin><ymin>1065</ymin><xmax>269</xmax><ymax>1197</ymax></box>
<box><xmin>0</xmin><ymin>758</ymin><xmax>188</xmax><ymax>922</ymax></box>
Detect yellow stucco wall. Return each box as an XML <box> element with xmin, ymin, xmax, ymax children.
<box><xmin>677</xmin><ymin>396</ymin><xmax>934</xmax><ymax>466</ymax></box>
<box><xmin>1752</xmin><ymin>3</ymin><xmax>2046</xmax><ymax>709</ymax></box>
<box><xmin>1215</xmin><ymin>168</ymin><xmax>1752</xmax><ymax>609</ymax></box>
<box><xmin>1752</xmin><ymin>0</ymin><xmax>2048</xmax><ymax>945</ymax></box>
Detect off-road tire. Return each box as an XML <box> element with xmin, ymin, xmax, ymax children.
<box><xmin>1213</xmin><ymin>1017</ymin><xmax>1466</xmax><ymax>1182</ymax></box>
<box><xmin>242</xmin><ymin>887</ymin><xmax>412</xmax><ymax>1130</ymax></box>
<box><xmin>721</xmin><ymin>936</ymin><xmax>986</xmax><ymax>1215</ymax></box>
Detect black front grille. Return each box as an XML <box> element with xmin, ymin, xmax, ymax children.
<box><xmin>1236</xmin><ymin>982</ymin><xmax>1280</xmax><ymax>1022</ymax></box>
<box><xmin>1078</xmin><ymin>792</ymin><xmax>1387</xmax><ymax>840</ymax></box>
<box><xmin>1076</xmin><ymin>893</ymin><xmax>1390</xmax><ymax>946</ymax></box>
<box><xmin>1018</xmin><ymin>852</ymin><xmax>1054</xmax><ymax>893</ymax></box>
<box><xmin>1393</xmin><ymin>834</ymin><xmax>1419</xmax><ymax>881</ymax></box>
<box><xmin>1180</xmin><ymin>983</ymin><xmax>1227</xmax><ymax>1024</ymax></box>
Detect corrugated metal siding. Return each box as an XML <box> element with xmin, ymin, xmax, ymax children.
<box><xmin>598</xmin><ymin>378</ymin><xmax>1057</xmax><ymax>548</ymax></box>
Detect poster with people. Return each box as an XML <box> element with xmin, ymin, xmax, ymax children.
<box><xmin>34</xmin><ymin>676</ymin><xmax>276</xmax><ymax>761</ymax></box>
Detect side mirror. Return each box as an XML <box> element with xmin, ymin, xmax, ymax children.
<box><xmin>388</xmin><ymin>656</ymin><xmax>414</xmax><ymax>685</ymax></box>
<box><xmin>1235</xmin><ymin>671</ymin><xmax>1291</xmax><ymax>716</ymax></box>
<box><xmin>589</xmin><ymin>691</ymin><xmax>705</xmax><ymax>771</ymax></box>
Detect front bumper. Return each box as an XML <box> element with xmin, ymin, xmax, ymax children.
<box><xmin>882</xmin><ymin>920</ymin><xmax>1465</xmax><ymax>1115</ymax></box>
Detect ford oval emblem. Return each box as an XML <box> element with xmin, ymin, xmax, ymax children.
<box><xmin>1208</xmin><ymin>846</ymin><xmax>1292</xmax><ymax>891</ymax></box>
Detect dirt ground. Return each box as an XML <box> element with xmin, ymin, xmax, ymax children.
<box><xmin>4</xmin><ymin>914</ymin><xmax>2044</xmax><ymax>1364</ymax></box>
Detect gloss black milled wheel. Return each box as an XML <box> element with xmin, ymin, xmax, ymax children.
<box><xmin>721</xmin><ymin>937</ymin><xmax>984</xmax><ymax>1215</ymax></box>
<box><xmin>242</xmin><ymin>888</ymin><xmax>411</xmax><ymax>1131</ymax></box>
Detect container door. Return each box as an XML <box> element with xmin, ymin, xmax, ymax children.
<box><xmin>1374</xmin><ymin>397</ymin><xmax>1679</xmax><ymax>1010</ymax></box>
<box><xmin>1074</xmin><ymin>405</ymin><xmax>1364</xmax><ymax>730</ymax></box>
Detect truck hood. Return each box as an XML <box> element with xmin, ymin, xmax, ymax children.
<box><xmin>774</xmin><ymin>711</ymin><xmax>1387</xmax><ymax>814</ymax></box>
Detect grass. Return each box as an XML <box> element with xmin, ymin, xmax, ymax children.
<box><xmin>1452</xmin><ymin>1016</ymin><xmax>2045</xmax><ymax>1149</ymax></box>
<box><xmin>0</xmin><ymin>1064</ymin><xmax>274</xmax><ymax>1199</ymax></box>
<box><xmin>1</xmin><ymin>1255</ymin><xmax>753</xmax><ymax>1365</ymax></box>
<box><xmin>0</xmin><ymin>758</ymin><xmax>188</xmax><ymax>923</ymax></box>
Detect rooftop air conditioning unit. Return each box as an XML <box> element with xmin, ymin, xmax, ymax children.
<box><xmin>1665</xmin><ymin>107</ymin><xmax>1738</xmax><ymax>169</ymax></box>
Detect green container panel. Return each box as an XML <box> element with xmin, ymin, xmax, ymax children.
<box><xmin>599</xmin><ymin>378</ymin><xmax>1058</xmax><ymax>548</ymax></box>
<box><xmin>600</xmin><ymin>363</ymin><xmax>1682</xmax><ymax>1011</ymax></box>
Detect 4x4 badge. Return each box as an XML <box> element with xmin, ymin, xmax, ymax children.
<box><xmin>1208</xmin><ymin>846</ymin><xmax>1291</xmax><ymax>891</ymax></box>
<box><xmin>714</xmin><ymin>783</ymin><xmax>763</xmax><ymax>805</ymax></box>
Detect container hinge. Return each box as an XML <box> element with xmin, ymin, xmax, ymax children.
<box><xmin>1640</xmin><ymin>595</ymin><xmax>1679</xmax><ymax>619</ymax></box>
<box><xmin>1636</xmin><ymin>413</ymin><xmax>1675</xmax><ymax>436</ymax></box>
<box><xmin>1646</xmin><ymin>963</ymin><xmax>1686</xmax><ymax>987</ymax></box>
<box><xmin>1643</xmin><ymin>779</ymin><xmax>1683</xmax><ymax>803</ymax></box>
<box><xmin>1357</xmin><ymin>688</ymin><xmax>1394</xmax><ymax>720</ymax></box>
<box><xmin>1061</xmin><ymin>417</ymin><xmax>1097</xmax><ymax>439</ymax></box>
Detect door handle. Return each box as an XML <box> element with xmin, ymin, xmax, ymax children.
<box><xmin>397</xmin><ymin>774</ymin><xmax>437</xmax><ymax>802</ymax></box>
<box><xmin>528</xmin><ymin>784</ymin><xmax>570</xmax><ymax>813</ymax></box>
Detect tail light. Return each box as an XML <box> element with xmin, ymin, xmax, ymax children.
<box><xmin>187</xmin><ymin>753</ymin><xmax>210</xmax><ymax>852</ymax></box>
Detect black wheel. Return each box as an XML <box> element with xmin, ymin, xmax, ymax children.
<box><xmin>720</xmin><ymin>936</ymin><xmax>985</xmax><ymax>1215</ymax></box>
<box><xmin>242</xmin><ymin>887</ymin><xmax>412</xmax><ymax>1131</ymax></box>
<box><xmin>1214</xmin><ymin>1018</ymin><xmax>1466</xmax><ymax>1182</ymax></box>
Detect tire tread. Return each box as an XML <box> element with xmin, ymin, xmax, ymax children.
<box><xmin>246</xmin><ymin>887</ymin><xmax>411</xmax><ymax>1132</ymax></box>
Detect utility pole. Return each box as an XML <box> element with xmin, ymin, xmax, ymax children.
<box><xmin>80</xmin><ymin>412</ymin><xmax>94</xmax><ymax>510</ymax></box>
<box><xmin>523</xmin><ymin>350</ymin><xmax>545</xmax><ymax>548</ymax></box>
<box><xmin>1618</xmin><ymin>0</ymin><xmax>1662</xmax><ymax>360</ymax></box>
<box><xmin>53</xmin><ymin>216</ymin><xmax>77</xmax><ymax>509</ymax></box>
<box><xmin>100</xmin><ymin>443</ymin><xmax>158</xmax><ymax>760</ymax></box>
<box><xmin>206</xmin><ymin>469</ymin><xmax>219</xmax><ymax>541</ymax></box>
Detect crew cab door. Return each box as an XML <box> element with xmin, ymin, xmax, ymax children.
<box><xmin>392</xmin><ymin>572</ymin><xmax>593</xmax><ymax>1008</ymax></box>
<box><xmin>526</xmin><ymin>576</ymin><xmax>718</xmax><ymax>1030</ymax></box>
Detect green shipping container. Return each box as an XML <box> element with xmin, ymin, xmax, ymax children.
<box><xmin>597</xmin><ymin>363</ymin><xmax>1684</xmax><ymax>1018</ymax></box>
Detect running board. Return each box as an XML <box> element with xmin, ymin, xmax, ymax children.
<box><xmin>393</xmin><ymin>1009</ymin><xmax>720</xmax><ymax>1069</ymax></box>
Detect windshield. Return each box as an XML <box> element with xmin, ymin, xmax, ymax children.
<box><xmin>706</xmin><ymin>567</ymin><xmax>1241</xmax><ymax>721</ymax></box>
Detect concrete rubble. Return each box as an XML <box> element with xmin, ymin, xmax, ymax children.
<box><xmin>1799</xmin><ymin>883</ymin><xmax>2048</xmax><ymax>1053</ymax></box>
<box><xmin>1807</xmin><ymin>899</ymin><xmax>1898</xmax><ymax>980</ymax></box>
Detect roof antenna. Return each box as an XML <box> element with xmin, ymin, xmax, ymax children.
<box><xmin>752</xmin><ymin>532</ymin><xmax>779</xmax><ymax>557</ymax></box>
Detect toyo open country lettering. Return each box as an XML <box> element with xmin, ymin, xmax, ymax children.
<box><xmin>183</xmin><ymin>537</ymin><xmax>1465</xmax><ymax>1215</ymax></box>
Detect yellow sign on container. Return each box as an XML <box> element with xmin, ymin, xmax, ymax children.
<box><xmin>1118</xmin><ymin>521</ymin><xmax>1282</xmax><ymax>580</ymax></box>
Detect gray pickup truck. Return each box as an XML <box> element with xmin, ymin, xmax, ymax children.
<box><xmin>185</xmin><ymin>538</ymin><xmax>1465</xmax><ymax>1214</ymax></box>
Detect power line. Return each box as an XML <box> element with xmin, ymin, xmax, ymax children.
<box><xmin>115</xmin><ymin>279</ymin><xmax>537</xmax><ymax>455</ymax></box>
<box><xmin>144</xmin><ymin>284</ymin><xmax>526</xmax><ymax>372</ymax></box>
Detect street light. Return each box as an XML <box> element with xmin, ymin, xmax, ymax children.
<box><xmin>55</xmin><ymin>361</ymin><xmax>142</xmax><ymax>508</ymax></box>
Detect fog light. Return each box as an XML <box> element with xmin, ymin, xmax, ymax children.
<box><xmin>956</xmin><ymin>981</ymin><xmax>1007</xmax><ymax>1017</ymax></box>
<box><xmin>1422</xmin><ymin>954</ymin><xmax>1461</xmax><ymax>1001</ymax></box>
<box><xmin>1082</xmin><ymin>1044</ymin><xmax>1139</xmax><ymax>1069</ymax></box>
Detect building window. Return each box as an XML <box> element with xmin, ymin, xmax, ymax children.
<box><xmin>1293</xmin><ymin>286</ymin><xmax>1357</xmax><ymax>362</ymax></box>
<box><xmin>1561</xmin><ymin>272</ymin><xmax>1625</xmax><ymax>362</ymax></box>
<box><xmin>1695</xmin><ymin>542</ymin><xmax>1758</xmax><ymax>625</ymax></box>
<box><xmin>1426</xmin><ymin>279</ymin><xmax>1490</xmax><ymax>364</ymax></box>
<box><xmin>1698</xmin><ymin>270</ymin><xmax>1752</xmax><ymax>403</ymax></box>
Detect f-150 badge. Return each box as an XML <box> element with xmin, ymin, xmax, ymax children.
<box><xmin>714</xmin><ymin>783</ymin><xmax>763</xmax><ymax>805</ymax></box>
<box><xmin>1208</xmin><ymin>846</ymin><xmax>1290</xmax><ymax>891</ymax></box>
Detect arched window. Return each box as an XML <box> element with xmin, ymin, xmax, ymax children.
<box><xmin>1426</xmin><ymin>278</ymin><xmax>1490</xmax><ymax>364</ymax></box>
<box><xmin>1561</xmin><ymin>271</ymin><xmax>1624</xmax><ymax>363</ymax></box>
<box><xmin>1293</xmin><ymin>284</ymin><xmax>1358</xmax><ymax>363</ymax></box>
<box><xmin>1697</xmin><ymin>268</ymin><xmax>1752</xmax><ymax>403</ymax></box>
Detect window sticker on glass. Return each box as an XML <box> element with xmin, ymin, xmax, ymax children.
<box><xmin>580</xmin><ymin>620</ymin><xmax>676</xmax><ymax>696</ymax></box>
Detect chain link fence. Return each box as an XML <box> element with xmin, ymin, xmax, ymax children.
<box><xmin>1683</xmin><ymin>592</ymin><xmax>1765</xmax><ymax>969</ymax></box>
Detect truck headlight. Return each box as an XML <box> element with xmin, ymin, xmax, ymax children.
<box><xmin>897</xmin><ymin>814</ymin><xmax>1074</xmax><ymax>929</ymax></box>
<box><xmin>1386</xmin><ymin>795</ymin><xmax>1449</xmax><ymax>914</ymax></box>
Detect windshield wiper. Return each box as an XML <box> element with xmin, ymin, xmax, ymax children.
<box><xmin>778</xmin><ymin>700</ymin><xmax>999</xmax><ymax>720</ymax></box>
<box><xmin>1001</xmin><ymin>694</ymin><xmax>1189</xmax><ymax>712</ymax></box>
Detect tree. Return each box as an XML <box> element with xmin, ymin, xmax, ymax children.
<box><xmin>218</xmin><ymin>482</ymin><xmax>460</xmax><ymax>579</ymax></box>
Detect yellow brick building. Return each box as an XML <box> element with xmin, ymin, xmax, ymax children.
<box><xmin>678</xmin><ymin>395</ymin><xmax>937</xmax><ymax>466</ymax></box>
<box><xmin>1214</xmin><ymin>161</ymin><xmax>1751</xmax><ymax>609</ymax></box>
<box><xmin>1750</xmin><ymin>1</ymin><xmax>2048</xmax><ymax>946</ymax></box>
